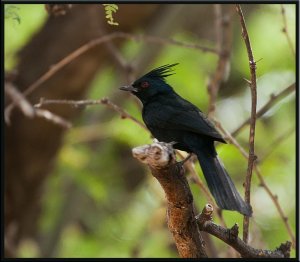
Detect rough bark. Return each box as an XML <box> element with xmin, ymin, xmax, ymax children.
<box><xmin>132</xmin><ymin>142</ymin><xmax>207</xmax><ymax>258</ymax></box>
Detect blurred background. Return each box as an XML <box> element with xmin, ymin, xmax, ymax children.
<box><xmin>4</xmin><ymin>3</ymin><xmax>296</xmax><ymax>258</ymax></box>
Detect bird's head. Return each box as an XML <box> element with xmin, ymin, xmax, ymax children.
<box><xmin>120</xmin><ymin>63</ymin><xmax>178</xmax><ymax>103</ymax></box>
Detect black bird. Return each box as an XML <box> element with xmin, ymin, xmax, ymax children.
<box><xmin>120</xmin><ymin>63</ymin><xmax>252</xmax><ymax>216</ymax></box>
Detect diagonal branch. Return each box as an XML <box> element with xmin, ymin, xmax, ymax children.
<box><xmin>235</xmin><ymin>4</ymin><xmax>258</xmax><ymax>244</ymax></box>
<box><xmin>198</xmin><ymin>204</ymin><xmax>291</xmax><ymax>258</ymax></box>
<box><xmin>5</xmin><ymin>83</ymin><xmax>71</xmax><ymax>129</ymax></box>
<box><xmin>232</xmin><ymin>83</ymin><xmax>295</xmax><ymax>137</ymax></box>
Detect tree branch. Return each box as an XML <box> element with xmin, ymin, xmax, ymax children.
<box><xmin>198</xmin><ymin>204</ymin><xmax>291</xmax><ymax>258</ymax></box>
<box><xmin>280</xmin><ymin>4</ymin><xmax>295</xmax><ymax>56</ymax></box>
<box><xmin>34</xmin><ymin>97</ymin><xmax>146</xmax><ymax>130</ymax></box>
<box><xmin>232</xmin><ymin>83</ymin><xmax>295</xmax><ymax>137</ymax></box>
<box><xmin>5</xmin><ymin>83</ymin><xmax>72</xmax><ymax>129</ymax></box>
<box><xmin>132</xmin><ymin>141</ymin><xmax>207</xmax><ymax>258</ymax></box>
<box><xmin>235</xmin><ymin>4</ymin><xmax>258</xmax><ymax>243</ymax></box>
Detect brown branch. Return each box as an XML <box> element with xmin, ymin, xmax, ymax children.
<box><xmin>207</xmin><ymin>4</ymin><xmax>232</xmax><ymax>117</ymax></box>
<box><xmin>213</xmin><ymin>118</ymin><xmax>296</xmax><ymax>247</ymax></box>
<box><xmin>5</xmin><ymin>32</ymin><xmax>219</xmax><ymax>123</ymax></box>
<box><xmin>132</xmin><ymin>141</ymin><xmax>207</xmax><ymax>258</ymax></box>
<box><xmin>198</xmin><ymin>204</ymin><xmax>291</xmax><ymax>258</ymax></box>
<box><xmin>34</xmin><ymin>97</ymin><xmax>146</xmax><ymax>130</ymax></box>
<box><xmin>280</xmin><ymin>4</ymin><xmax>295</xmax><ymax>56</ymax></box>
<box><xmin>5</xmin><ymin>82</ymin><xmax>35</xmax><ymax>124</ymax></box>
<box><xmin>235</xmin><ymin>4</ymin><xmax>258</xmax><ymax>243</ymax></box>
<box><xmin>34</xmin><ymin>109</ymin><xmax>72</xmax><ymax>129</ymax></box>
<box><xmin>5</xmin><ymin>83</ymin><xmax>71</xmax><ymax>129</ymax></box>
<box><xmin>232</xmin><ymin>83</ymin><xmax>295</xmax><ymax>137</ymax></box>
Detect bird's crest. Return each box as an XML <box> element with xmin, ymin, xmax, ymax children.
<box><xmin>143</xmin><ymin>63</ymin><xmax>179</xmax><ymax>81</ymax></box>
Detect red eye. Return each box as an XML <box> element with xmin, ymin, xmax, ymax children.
<box><xmin>141</xmin><ymin>81</ymin><xmax>150</xmax><ymax>88</ymax></box>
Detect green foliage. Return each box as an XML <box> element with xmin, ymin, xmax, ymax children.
<box><xmin>4</xmin><ymin>4</ymin><xmax>47</xmax><ymax>70</ymax></box>
<box><xmin>103</xmin><ymin>4</ymin><xmax>119</xmax><ymax>26</ymax></box>
<box><xmin>5</xmin><ymin>5</ymin><xmax>21</xmax><ymax>24</ymax></box>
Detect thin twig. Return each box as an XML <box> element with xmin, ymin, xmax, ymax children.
<box><xmin>35</xmin><ymin>109</ymin><xmax>72</xmax><ymax>129</ymax></box>
<box><xmin>197</xmin><ymin>204</ymin><xmax>291</xmax><ymax>258</ymax></box>
<box><xmin>5</xmin><ymin>83</ymin><xmax>71</xmax><ymax>129</ymax></box>
<box><xmin>235</xmin><ymin>4</ymin><xmax>258</xmax><ymax>243</ymax></box>
<box><xmin>213</xmin><ymin>118</ymin><xmax>296</xmax><ymax>247</ymax></box>
<box><xmin>280</xmin><ymin>4</ymin><xmax>295</xmax><ymax>56</ymax></box>
<box><xmin>34</xmin><ymin>97</ymin><xmax>147</xmax><ymax>130</ymax></box>
<box><xmin>207</xmin><ymin>4</ymin><xmax>232</xmax><ymax>117</ymax></box>
<box><xmin>232</xmin><ymin>83</ymin><xmax>295</xmax><ymax>137</ymax></box>
<box><xmin>5</xmin><ymin>32</ymin><xmax>219</xmax><ymax>123</ymax></box>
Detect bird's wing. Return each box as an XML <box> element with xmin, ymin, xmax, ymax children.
<box><xmin>143</xmin><ymin>96</ymin><xmax>225</xmax><ymax>142</ymax></box>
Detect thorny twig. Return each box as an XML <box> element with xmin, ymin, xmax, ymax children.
<box><xmin>34</xmin><ymin>97</ymin><xmax>146</xmax><ymax>130</ymax></box>
<box><xmin>232</xmin><ymin>83</ymin><xmax>295</xmax><ymax>137</ymax></box>
<box><xmin>213</xmin><ymin>119</ymin><xmax>296</xmax><ymax>247</ymax></box>
<box><xmin>197</xmin><ymin>204</ymin><xmax>292</xmax><ymax>258</ymax></box>
<box><xmin>5</xmin><ymin>32</ymin><xmax>219</xmax><ymax>123</ymax></box>
<box><xmin>235</xmin><ymin>4</ymin><xmax>258</xmax><ymax>243</ymax></box>
<box><xmin>280</xmin><ymin>4</ymin><xmax>295</xmax><ymax>56</ymax></box>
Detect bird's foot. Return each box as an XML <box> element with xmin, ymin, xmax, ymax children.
<box><xmin>178</xmin><ymin>153</ymin><xmax>194</xmax><ymax>167</ymax></box>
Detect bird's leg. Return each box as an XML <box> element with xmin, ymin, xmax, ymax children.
<box><xmin>178</xmin><ymin>153</ymin><xmax>194</xmax><ymax>166</ymax></box>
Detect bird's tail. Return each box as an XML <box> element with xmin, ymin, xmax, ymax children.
<box><xmin>195</xmin><ymin>149</ymin><xmax>252</xmax><ymax>216</ymax></box>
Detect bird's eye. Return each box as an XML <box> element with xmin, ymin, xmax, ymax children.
<box><xmin>141</xmin><ymin>81</ymin><xmax>150</xmax><ymax>88</ymax></box>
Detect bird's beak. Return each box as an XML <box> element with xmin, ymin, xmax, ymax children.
<box><xmin>119</xmin><ymin>85</ymin><xmax>138</xmax><ymax>92</ymax></box>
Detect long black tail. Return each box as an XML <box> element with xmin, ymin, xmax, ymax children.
<box><xmin>195</xmin><ymin>149</ymin><xmax>252</xmax><ymax>216</ymax></box>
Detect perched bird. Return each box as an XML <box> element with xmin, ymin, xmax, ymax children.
<box><xmin>120</xmin><ymin>63</ymin><xmax>252</xmax><ymax>216</ymax></box>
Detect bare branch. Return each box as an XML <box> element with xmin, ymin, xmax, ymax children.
<box><xmin>235</xmin><ymin>4</ymin><xmax>258</xmax><ymax>243</ymax></box>
<box><xmin>232</xmin><ymin>83</ymin><xmax>295</xmax><ymax>137</ymax></box>
<box><xmin>34</xmin><ymin>97</ymin><xmax>147</xmax><ymax>130</ymax></box>
<box><xmin>5</xmin><ymin>82</ymin><xmax>35</xmax><ymax>124</ymax></box>
<box><xmin>5</xmin><ymin>83</ymin><xmax>71</xmax><ymax>129</ymax></box>
<box><xmin>198</xmin><ymin>204</ymin><xmax>291</xmax><ymax>258</ymax></box>
<box><xmin>280</xmin><ymin>4</ymin><xmax>295</xmax><ymax>56</ymax></box>
<box><xmin>35</xmin><ymin>109</ymin><xmax>72</xmax><ymax>129</ymax></box>
<box><xmin>132</xmin><ymin>141</ymin><xmax>207</xmax><ymax>258</ymax></box>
